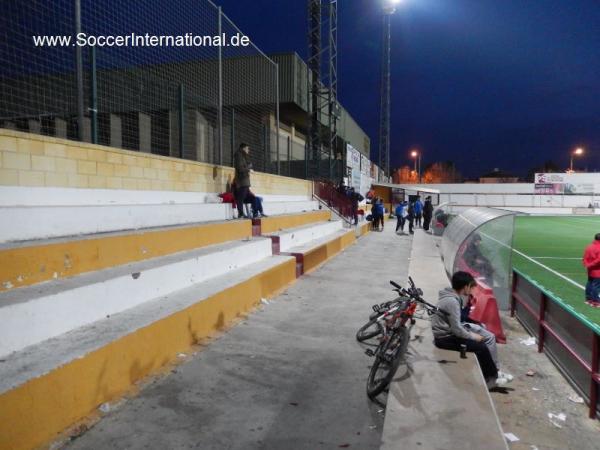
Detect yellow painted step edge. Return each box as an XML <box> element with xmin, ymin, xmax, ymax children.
<box><xmin>0</xmin><ymin>257</ymin><xmax>296</xmax><ymax>450</ymax></box>
<box><xmin>0</xmin><ymin>220</ymin><xmax>252</xmax><ymax>292</ymax></box>
<box><xmin>260</xmin><ymin>210</ymin><xmax>331</xmax><ymax>234</ymax></box>
<box><xmin>302</xmin><ymin>230</ymin><xmax>356</xmax><ymax>275</ymax></box>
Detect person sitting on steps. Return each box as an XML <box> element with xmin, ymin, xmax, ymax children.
<box><xmin>431</xmin><ymin>271</ymin><xmax>512</xmax><ymax>389</ymax></box>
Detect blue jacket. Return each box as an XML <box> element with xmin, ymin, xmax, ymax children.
<box><xmin>373</xmin><ymin>203</ymin><xmax>384</xmax><ymax>216</ymax></box>
<box><xmin>414</xmin><ymin>200</ymin><xmax>423</xmax><ymax>214</ymax></box>
<box><xmin>395</xmin><ymin>205</ymin><xmax>404</xmax><ymax>217</ymax></box>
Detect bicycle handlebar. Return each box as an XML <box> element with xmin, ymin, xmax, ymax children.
<box><xmin>389</xmin><ymin>279</ymin><xmax>449</xmax><ymax>316</ymax></box>
<box><xmin>389</xmin><ymin>280</ymin><xmax>402</xmax><ymax>290</ymax></box>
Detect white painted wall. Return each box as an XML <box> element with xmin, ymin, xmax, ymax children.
<box><xmin>429</xmin><ymin>183</ymin><xmax>598</xmax><ymax>214</ymax></box>
<box><xmin>0</xmin><ymin>186</ymin><xmax>312</xmax><ymax>207</ymax></box>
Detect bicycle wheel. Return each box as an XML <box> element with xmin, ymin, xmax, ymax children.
<box><xmin>356</xmin><ymin>318</ymin><xmax>382</xmax><ymax>342</ymax></box>
<box><xmin>366</xmin><ymin>328</ymin><xmax>409</xmax><ymax>398</ymax></box>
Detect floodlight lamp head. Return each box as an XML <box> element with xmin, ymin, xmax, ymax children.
<box><xmin>574</xmin><ymin>147</ymin><xmax>584</xmax><ymax>155</ymax></box>
<box><xmin>383</xmin><ymin>0</ymin><xmax>400</xmax><ymax>14</ymax></box>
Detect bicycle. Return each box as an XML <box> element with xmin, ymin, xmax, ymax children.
<box><xmin>363</xmin><ymin>277</ymin><xmax>442</xmax><ymax>399</ymax></box>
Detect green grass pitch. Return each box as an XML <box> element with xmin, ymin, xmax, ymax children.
<box><xmin>512</xmin><ymin>215</ymin><xmax>600</xmax><ymax>327</ymax></box>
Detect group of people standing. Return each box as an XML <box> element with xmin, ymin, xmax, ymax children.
<box><xmin>394</xmin><ymin>196</ymin><xmax>434</xmax><ymax>235</ymax></box>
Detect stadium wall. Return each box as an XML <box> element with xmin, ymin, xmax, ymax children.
<box><xmin>0</xmin><ymin>129</ymin><xmax>312</xmax><ymax>197</ymax></box>
<box><xmin>421</xmin><ymin>183</ymin><xmax>598</xmax><ymax>214</ymax></box>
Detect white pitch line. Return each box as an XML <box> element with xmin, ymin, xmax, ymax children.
<box><xmin>512</xmin><ymin>249</ymin><xmax>585</xmax><ymax>290</ymax></box>
<box><xmin>472</xmin><ymin>226</ymin><xmax>586</xmax><ymax>291</ymax></box>
<box><xmin>532</xmin><ymin>256</ymin><xmax>582</xmax><ymax>260</ymax></box>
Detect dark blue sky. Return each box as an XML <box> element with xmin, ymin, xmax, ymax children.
<box><xmin>217</xmin><ymin>0</ymin><xmax>600</xmax><ymax>177</ymax></box>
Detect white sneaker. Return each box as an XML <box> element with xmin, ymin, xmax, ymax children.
<box><xmin>495</xmin><ymin>376</ymin><xmax>508</xmax><ymax>386</ymax></box>
<box><xmin>498</xmin><ymin>371</ymin><xmax>514</xmax><ymax>382</ymax></box>
<box><xmin>486</xmin><ymin>378</ymin><xmax>498</xmax><ymax>390</ymax></box>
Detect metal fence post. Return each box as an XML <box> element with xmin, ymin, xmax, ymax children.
<box><xmin>538</xmin><ymin>293</ymin><xmax>547</xmax><ymax>353</ymax></box>
<box><xmin>287</xmin><ymin>135</ymin><xmax>291</xmax><ymax>176</ymax></box>
<box><xmin>89</xmin><ymin>46</ymin><xmax>98</xmax><ymax>144</ymax></box>
<box><xmin>275</xmin><ymin>62</ymin><xmax>280</xmax><ymax>175</ymax></box>
<box><xmin>178</xmin><ymin>84</ymin><xmax>184</xmax><ymax>159</ymax></box>
<box><xmin>590</xmin><ymin>333</ymin><xmax>599</xmax><ymax>419</ymax></box>
<box><xmin>74</xmin><ymin>0</ymin><xmax>85</xmax><ymax>141</ymax></box>
<box><xmin>263</xmin><ymin>124</ymin><xmax>268</xmax><ymax>172</ymax></box>
<box><xmin>217</xmin><ymin>6</ymin><xmax>223</xmax><ymax>166</ymax></box>
<box><xmin>230</xmin><ymin>108</ymin><xmax>235</xmax><ymax>165</ymax></box>
<box><xmin>510</xmin><ymin>270</ymin><xmax>518</xmax><ymax>317</ymax></box>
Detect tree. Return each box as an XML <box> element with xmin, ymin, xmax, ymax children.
<box><xmin>422</xmin><ymin>161</ymin><xmax>462</xmax><ymax>183</ymax></box>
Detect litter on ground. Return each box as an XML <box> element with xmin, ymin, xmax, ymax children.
<box><xmin>504</xmin><ymin>432</ymin><xmax>519</xmax><ymax>442</ymax></box>
<box><xmin>520</xmin><ymin>337</ymin><xmax>536</xmax><ymax>346</ymax></box>
<box><xmin>548</xmin><ymin>412</ymin><xmax>566</xmax><ymax>428</ymax></box>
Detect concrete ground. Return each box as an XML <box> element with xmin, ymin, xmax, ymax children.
<box><xmin>62</xmin><ymin>224</ymin><xmax>413</xmax><ymax>450</ymax></box>
<box><xmin>490</xmin><ymin>313</ymin><xmax>600</xmax><ymax>450</ymax></box>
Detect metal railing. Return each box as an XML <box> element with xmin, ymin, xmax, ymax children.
<box><xmin>511</xmin><ymin>268</ymin><xmax>600</xmax><ymax>419</ymax></box>
<box><xmin>313</xmin><ymin>179</ymin><xmax>354</xmax><ymax>224</ymax></box>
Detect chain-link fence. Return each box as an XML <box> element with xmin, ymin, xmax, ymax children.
<box><xmin>0</xmin><ymin>0</ymin><xmax>280</xmax><ymax>173</ymax></box>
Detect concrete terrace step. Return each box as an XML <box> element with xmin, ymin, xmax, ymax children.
<box><xmin>0</xmin><ymin>186</ymin><xmax>318</xmax><ymax>243</ymax></box>
<box><xmin>266</xmin><ymin>220</ymin><xmax>343</xmax><ymax>253</ymax></box>
<box><xmin>258</xmin><ymin>209</ymin><xmax>331</xmax><ymax>234</ymax></box>
<box><xmin>0</xmin><ymin>219</ymin><xmax>252</xmax><ymax>292</ymax></box>
<box><xmin>0</xmin><ymin>254</ymin><xmax>297</xmax><ymax>450</ymax></box>
<box><xmin>0</xmin><ymin>238</ymin><xmax>273</xmax><ymax>357</ymax></box>
<box><xmin>283</xmin><ymin>228</ymin><xmax>356</xmax><ymax>276</ymax></box>
<box><xmin>260</xmin><ymin>200</ymin><xmax>319</xmax><ymax>216</ymax></box>
<box><xmin>0</xmin><ymin>202</ymin><xmax>232</xmax><ymax>243</ymax></box>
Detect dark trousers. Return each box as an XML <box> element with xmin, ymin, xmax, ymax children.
<box><xmin>434</xmin><ymin>336</ymin><xmax>498</xmax><ymax>380</ymax></box>
<box><xmin>396</xmin><ymin>217</ymin><xmax>405</xmax><ymax>231</ymax></box>
<box><xmin>585</xmin><ymin>277</ymin><xmax>600</xmax><ymax>302</ymax></box>
<box><xmin>423</xmin><ymin>214</ymin><xmax>432</xmax><ymax>231</ymax></box>
<box><xmin>235</xmin><ymin>186</ymin><xmax>250</xmax><ymax>217</ymax></box>
<box><xmin>408</xmin><ymin>216</ymin><xmax>414</xmax><ymax>233</ymax></box>
<box><xmin>415</xmin><ymin>213</ymin><xmax>422</xmax><ymax>227</ymax></box>
<box><xmin>252</xmin><ymin>196</ymin><xmax>263</xmax><ymax>216</ymax></box>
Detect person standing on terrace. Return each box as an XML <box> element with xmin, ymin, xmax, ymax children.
<box><xmin>582</xmin><ymin>233</ymin><xmax>600</xmax><ymax>308</ymax></box>
<box><xmin>234</xmin><ymin>143</ymin><xmax>252</xmax><ymax>219</ymax></box>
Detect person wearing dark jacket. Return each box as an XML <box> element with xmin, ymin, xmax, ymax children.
<box><xmin>422</xmin><ymin>196</ymin><xmax>434</xmax><ymax>231</ymax></box>
<box><xmin>463</xmin><ymin>233</ymin><xmax>494</xmax><ymax>278</ymax></box>
<box><xmin>349</xmin><ymin>188</ymin><xmax>364</xmax><ymax>225</ymax></box>
<box><xmin>431</xmin><ymin>271</ymin><xmax>508</xmax><ymax>389</ymax></box>
<box><xmin>406</xmin><ymin>201</ymin><xmax>415</xmax><ymax>235</ymax></box>
<box><xmin>234</xmin><ymin>143</ymin><xmax>252</xmax><ymax>219</ymax></box>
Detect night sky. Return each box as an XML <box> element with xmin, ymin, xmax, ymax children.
<box><xmin>217</xmin><ymin>0</ymin><xmax>600</xmax><ymax>178</ymax></box>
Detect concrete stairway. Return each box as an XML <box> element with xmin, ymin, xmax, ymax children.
<box><xmin>0</xmin><ymin>200</ymin><xmax>364</xmax><ymax>450</ymax></box>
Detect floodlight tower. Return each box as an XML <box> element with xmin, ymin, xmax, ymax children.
<box><xmin>378</xmin><ymin>0</ymin><xmax>399</xmax><ymax>179</ymax></box>
<box><xmin>307</xmin><ymin>0</ymin><xmax>322</xmax><ymax>179</ymax></box>
<box><xmin>307</xmin><ymin>0</ymin><xmax>339</xmax><ymax>180</ymax></box>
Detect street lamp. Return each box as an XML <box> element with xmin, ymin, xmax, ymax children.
<box><xmin>570</xmin><ymin>147</ymin><xmax>584</xmax><ymax>172</ymax></box>
<box><xmin>411</xmin><ymin>150</ymin><xmax>421</xmax><ymax>183</ymax></box>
